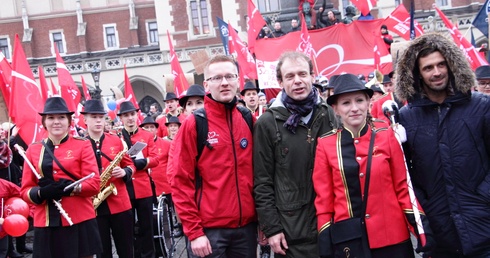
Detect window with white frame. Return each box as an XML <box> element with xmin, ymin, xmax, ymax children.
<box><xmin>148</xmin><ymin>21</ymin><xmax>159</xmax><ymax>44</ymax></box>
<box><xmin>190</xmin><ymin>0</ymin><xmax>210</xmax><ymax>35</ymax></box>
<box><xmin>257</xmin><ymin>0</ymin><xmax>280</xmax><ymax>12</ymax></box>
<box><xmin>103</xmin><ymin>24</ymin><xmax>119</xmax><ymax>49</ymax></box>
<box><xmin>53</xmin><ymin>32</ymin><xmax>64</xmax><ymax>53</ymax></box>
<box><xmin>436</xmin><ymin>0</ymin><xmax>449</xmax><ymax>7</ymax></box>
<box><xmin>49</xmin><ymin>30</ymin><xmax>67</xmax><ymax>55</ymax></box>
<box><xmin>0</xmin><ymin>38</ymin><xmax>10</xmax><ymax>59</ymax></box>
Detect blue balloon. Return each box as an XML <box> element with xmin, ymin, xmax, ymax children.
<box><xmin>107</xmin><ymin>100</ymin><xmax>117</xmax><ymax>111</ymax></box>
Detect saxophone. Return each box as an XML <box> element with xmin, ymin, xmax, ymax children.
<box><xmin>93</xmin><ymin>138</ymin><xmax>128</xmax><ymax>209</ymax></box>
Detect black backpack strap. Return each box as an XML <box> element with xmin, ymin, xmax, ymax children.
<box><xmin>236</xmin><ymin>106</ymin><xmax>254</xmax><ymax>133</ymax></box>
<box><xmin>193</xmin><ymin>108</ymin><xmax>208</xmax><ymax>203</ymax></box>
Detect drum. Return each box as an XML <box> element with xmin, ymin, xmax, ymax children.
<box><xmin>154</xmin><ymin>195</ymin><xmax>175</xmax><ymax>258</ymax></box>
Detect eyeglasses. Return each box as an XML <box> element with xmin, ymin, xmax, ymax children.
<box><xmin>205</xmin><ymin>74</ymin><xmax>238</xmax><ymax>83</ymax></box>
<box><xmin>478</xmin><ymin>81</ymin><xmax>490</xmax><ymax>87</ymax></box>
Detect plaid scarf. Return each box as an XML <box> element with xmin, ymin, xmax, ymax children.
<box><xmin>281</xmin><ymin>87</ymin><xmax>318</xmax><ymax>134</ymax></box>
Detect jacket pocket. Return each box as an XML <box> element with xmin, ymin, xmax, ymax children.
<box><xmin>277</xmin><ymin>202</ymin><xmax>316</xmax><ymax>245</ymax></box>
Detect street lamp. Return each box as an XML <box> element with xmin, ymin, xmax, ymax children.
<box><xmin>90</xmin><ymin>68</ymin><xmax>102</xmax><ymax>100</ymax></box>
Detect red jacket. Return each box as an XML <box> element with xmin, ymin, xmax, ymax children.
<box><xmin>96</xmin><ymin>133</ymin><xmax>135</xmax><ymax>215</ymax></box>
<box><xmin>313</xmin><ymin>125</ymin><xmax>423</xmax><ymax>249</ymax></box>
<box><xmin>0</xmin><ymin>179</ymin><xmax>21</xmax><ymax>238</ymax></box>
<box><xmin>171</xmin><ymin>96</ymin><xmax>256</xmax><ymax>241</ymax></box>
<box><xmin>126</xmin><ymin>129</ymin><xmax>159</xmax><ymax>199</ymax></box>
<box><xmin>151</xmin><ymin>137</ymin><xmax>171</xmax><ymax>195</ymax></box>
<box><xmin>21</xmin><ymin>136</ymin><xmax>100</xmax><ymax>227</ymax></box>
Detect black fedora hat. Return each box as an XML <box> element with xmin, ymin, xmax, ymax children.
<box><xmin>179</xmin><ymin>84</ymin><xmax>206</xmax><ymax>107</ymax></box>
<box><xmin>240</xmin><ymin>81</ymin><xmax>259</xmax><ymax>96</ymax></box>
<box><xmin>329</xmin><ymin>75</ymin><xmax>340</xmax><ymax>89</ymax></box>
<box><xmin>382</xmin><ymin>74</ymin><xmax>391</xmax><ymax>84</ymax></box>
<box><xmin>39</xmin><ymin>97</ymin><xmax>75</xmax><ymax>115</ymax></box>
<box><xmin>117</xmin><ymin>101</ymin><xmax>140</xmax><ymax>115</ymax></box>
<box><xmin>164</xmin><ymin>92</ymin><xmax>179</xmax><ymax>101</ymax></box>
<box><xmin>139</xmin><ymin>116</ymin><xmax>159</xmax><ymax>128</ymax></box>
<box><xmin>165</xmin><ymin>116</ymin><xmax>181</xmax><ymax>126</ymax></box>
<box><xmin>80</xmin><ymin>100</ymin><xmax>107</xmax><ymax>115</ymax></box>
<box><xmin>475</xmin><ymin>65</ymin><xmax>490</xmax><ymax>79</ymax></box>
<box><xmin>326</xmin><ymin>74</ymin><xmax>374</xmax><ymax>105</ymax></box>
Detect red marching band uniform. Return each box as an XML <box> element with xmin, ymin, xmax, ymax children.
<box><xmin>21</xmin><ymin>136</ymin><xmax>100</xmax><ymax>227</ymax></box>
<box><xmin>125</xmin><ymin>129</ymin><xmax>159</xmax><ymax>199</ymax></box>
<box><xmin>94</xmin><ymin>133</ymin><xmax>135</xmax><ymax>214</ymax></box>
<box><xmin>151</xmin><ymin>137</ymin><xmax>172</xmax><ymax>195</ymax></box>
<box><xmin>313</xmin><ymin>124</ymin><xmax>426</xmax><ymax>249</ymax></box>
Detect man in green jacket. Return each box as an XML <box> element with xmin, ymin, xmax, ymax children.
<box><xmin>253</xmin><ymin>51</ymin><xmax>337</xmax><ymax>257</ymax></box>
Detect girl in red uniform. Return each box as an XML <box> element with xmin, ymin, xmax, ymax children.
<box><xmin>313</xmin><ymin>74</ymin><xmax>433</xmax><ymax>258</ymax></box>
<box><xmin>20</xmin><ymin>97</ymin><xmax>101</xmax><ymax>258</ymax></box>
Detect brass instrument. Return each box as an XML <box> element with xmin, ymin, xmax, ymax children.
<box><xmin>93</xmin><ymin>139</ymin><xmax>128</xmax><ymax>209</ymax></box>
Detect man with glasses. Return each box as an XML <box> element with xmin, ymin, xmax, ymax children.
<box><xmin>475</xmin><ymin>65</ymin><xmax>490</xmax><ymax>95</ymax></box>
<box><xmin>171</xmin><ymin>55</ymin><xmax>257</xmax><ymax>258</ymax></box>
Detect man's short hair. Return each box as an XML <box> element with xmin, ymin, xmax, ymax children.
<box><xmin>204</xmin><ymin>55</ymin><xmax>237</xmax><ymax>78</ymax></box>
<box><xmin>275</xmin><ymin>51</ymin><xmax>314</xmax><ymax>82</ymax></box>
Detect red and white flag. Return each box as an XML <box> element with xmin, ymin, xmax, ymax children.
<box><xmin>352</xmin><ymin>0</ymin><xmax>376</xmax><ymax>16</ymax></box>
<box><xmin>80</xmin><ymin>76</ymin><xmax>91</xmax><ymax>101</ymax></box>
<box><xmin>0</xmin><ymin>52</ymin><xmax>12</xmax><ymax>108</ymax></box>
<box><xmin>167</xmin><ymin>31</ymin><xmax>189</xmax><ymax>96</ymax></box>
<box><xmin>435</xmin><ymin>6</ymin><xmax>488</xmax><ymax>70</ymax></box>
<box><xmin>55</xmin><ymin>46</ymin><xmax>81</xmax><ymax>112</ymax></box>
<box><xmin>384</xmin><ymin>5</ymin><xmax>424</xmax><ymax>40</ymax></box>
<box><xmin>9</xmin><ymin>34</ymin><xmax>44</xmax><ymax>143</ymax></box>
<box><xmin>123</xmin><ymin>65</ymin><xmax>143</xmax><ymax>124</ymax></box>
<box><xmin>38</xmin><ymin>66</ymin><xmax>49</xmax><ymax>102</ymax></box>
<box><xmin>247</xmin><ymin>0</ymin><xmax>266</xmax><ymax>54</ymax></box>
<box><xmin>228</xmin><ymin>22</ymin><xmax>258</xmax><ymax>80</ymax></box>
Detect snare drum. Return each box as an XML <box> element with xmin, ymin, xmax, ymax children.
<box><xmin>153</xmin><ymin>194</ymin><xmax>174</xmax><ymax>258</ymax></box>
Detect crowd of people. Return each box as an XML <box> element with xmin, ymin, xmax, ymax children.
<box><xmin>0</xmin><ymin>31</ymin><xmax>489</xmax><ymax>258</ymax></box>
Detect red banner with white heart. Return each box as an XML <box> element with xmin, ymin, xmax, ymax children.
<box><xmin>255</xmin><ymin>19</ymin><xmax>393</xmax><ymax>89</ymax></box>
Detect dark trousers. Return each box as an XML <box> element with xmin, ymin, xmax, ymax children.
<box><xmin>0</xmin><ymin>237</ymin><xmax>7</xmax><ymax>258</ymax></box>
<box><xmin>371</xmin><ymin>239</ymin><xmax>414</xmax><ymax>258</ymax></box>
<box><xmin>431</xmin><ymin>248</ymin><xmax>490</xmax><ymax>258</ymax></box>
<box><xmin>97</xmin><ymin>210</ymin><xmax>134</xmax><ymax>258</ymax></box>
<box><xmin>186</xmin><ymin>222</ymin><xmax>257</xmax><ymax>258</ymax></box>
<box><xmin>132</xmin><ymin>197</ymin><xmax>155</xmax><ymax>258</ymax></box>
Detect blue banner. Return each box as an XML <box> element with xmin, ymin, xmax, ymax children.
<box><xmin>217</xmin><ymin>17</ymin><xmax>230</xmax><ymax>55</ymax></box>
<box><xmin>472</xmin><ymin>0</ymin><xmax>489</xmax><ymax>38</ymax></box>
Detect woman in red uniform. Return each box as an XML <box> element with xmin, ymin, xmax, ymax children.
<box><xmin>313</xmin><ymin>74</ymin><xmax>433</xmax><ymax>258</ymax></box>
<box><xmin>20</xmin><ymin>97</ymin><xmax>101</xmax><ymax>258</ymax></box>
<box><xmin>82</xmin><ymin>100</ymin><xmax>135</xmax><ymax>258</ymax></box>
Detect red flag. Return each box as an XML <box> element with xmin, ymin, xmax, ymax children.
<box><xmin>352</xmin><ymin>0</ymin><xmax>376</xmax><ymax>16</ymax></box>
<box><xmin>9</xmin><ymin>34</ymin><xmax>43</xmax><ymax>143</ymax></box>
<box><xmin>373</xmin><ymin>30</ymin><xmax>391</xmax><ymax>74</ymax></box>
<box><xmin>228</xmin><ymin>23</ymin><xmax>258</xmax><ymax>81</ymax></box>
<box><xmin>55</xmin><ymin>46</ymin><xmax>81</xmax><ymax>112</ymax></box>
<box><xmin>0</xmin><ymin>52</ymin><xmax>12</xmax><ymax>108</ymax></box>
<box><xmin>435</xmin><ymin>7</ymin><xmax>488</xmax><ymax>70</ymax></box>
<box><xmin>123</xmin><ymin>65</ymin><xmax>143</xmax><ymax>124</ymax></box>
<box><xmin>296</xmin><ymin>14</ymin><xmax>319</xmax><ymax>74</ymax></box>
<box><xmin>384</xmin><ymin>5</ymin><xmax>424</xmax><ymax>40</ymax></box>
<box><xmin>80</xmin><ymin>76</ymin><xmax>91</xmax><ymax>101</ymax></box>
<box><xmin>167</xmin><ymin>31</ymin><xmax>189</xmax><ymax>96</ymax></box>
<box><xmin>247</xmin><ymin>0</ymin><xmax>266</xmax><ymax>54</ymax></box>
<box><xmin>38</xmin><ymin>66</ymin><xmax>49</xmax><ymax>102</ymax></box>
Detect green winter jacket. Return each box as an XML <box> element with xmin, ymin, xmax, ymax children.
<box><xmin>253</xmin><ymin>94</ymin><xmax>337</xmax><ymax>257</ymax></box>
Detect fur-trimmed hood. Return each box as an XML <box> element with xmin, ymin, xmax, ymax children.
<box><xmin>395</xmin><ymin>33</ymin><xmax>475</xmax><ymax>102</ymax></box>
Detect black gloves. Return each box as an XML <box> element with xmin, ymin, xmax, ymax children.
<box><xmin>133</xmin><ymin>158</ymin><xmax>147</xmax><ymax>170</ymax></box>
<box><xmin>38</xmin><ymin>178</ymin><xmax>74</xmax><ymax>200</ymax></box>
<box><xmin>415</xmin><ymin>234</ymin><xmax>436</xmax><ymax>258</ymax></box>
<box><xmin>405</xmin><ymin>212</ymin><xmax>436</xmax><ymax>258</ymax></box>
